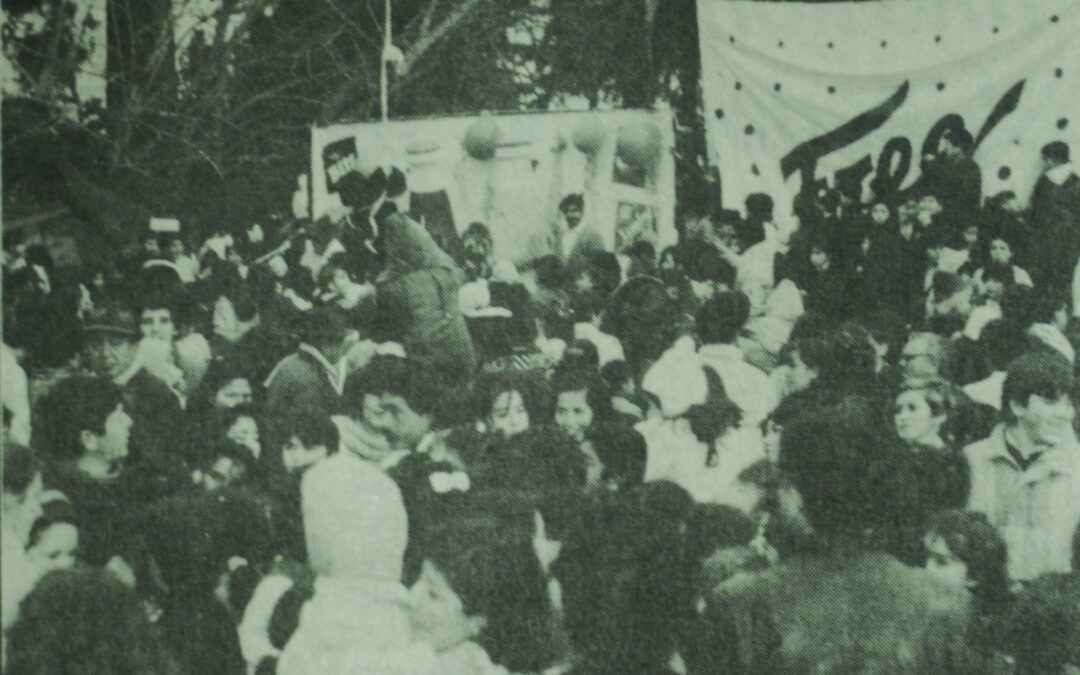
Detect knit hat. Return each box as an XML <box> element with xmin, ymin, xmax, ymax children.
<box><xmin>301</xmin><ymin>454</ymin><xmax>408</xmax><ymax>582</ymax></box>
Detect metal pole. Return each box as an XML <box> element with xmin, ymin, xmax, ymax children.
<box><xmin>380</xmin><ymin>0</ymin><xmax>390</xmax><ymax>123</ymax></box>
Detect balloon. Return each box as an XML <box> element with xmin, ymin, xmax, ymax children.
<box><xmin>616</xmin><ymin>122</ymin><xmax>663</xmax><ymax>168</ymax></box>
<box><xmin>463</xmin><ymin>117</ymin><xmax>501</xmax><ymax>160</ymax></box>
<box><xmin>572</xmin><ymin>116</ymin><xmax>607</xmax><ymax>155</ymax></box>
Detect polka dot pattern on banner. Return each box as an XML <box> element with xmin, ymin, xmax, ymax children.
<box><xmin>935</xmin><ymin>35</ymin><xmax>942</xmax><ymax>43</ymax></box>
<box><xmin>774</xmin><ymin>83</ymin><xmax>782</xmax><ymax>92</ymax></box>
<box><xmin>751</xmin><ymin>164</ymin><xmax>760</xmax><ymax>176</ymax></box>
<box><xmin>714</xmin><ymin>109</ymin><xmax>724</xmax><ymax>119</ymax></box>
<box><xmin>998</xmin><ymin>166</ymin><xmax>1011</xmax><ymax>180</ymax></box>
<box><xmin>827</xmin><ymin>41</ymin><xmax>834</xmax><ymax>49</ymax></box>
<box><xmin>1051</xmin><ymin>15</ymin><xmax>1059</xmax><ymax>23</ymax></box>
<box><xmin>735</xmin><ymin>81</ymin><xmax>742</xmax><ymax>91</ymax></box>
<box><xmin>1055</xmin><ymin>68</ymin><xmax>1064</xmax><ymax>78</ymax></box>
<box><xmin>993</xmin><ymin>26</ymin><xmax>1000</xmax><ymax>34</ymax></box>
<box><xmin>745</xmin><ymin>124</ymin><xmax>755</xmax><ymax>136</ymax></box>
<box><xmin>936</xmin><ymin>82</ymin><xmax>946</xmax><ymax>91</ymax></box>
<box><xmin>1059</xmin><ymin>118</ymin><xmax>1070</xmax><ymax>130</ymax></box>
<box><xmin>827</xmin><ymin>85</ymin><xmax>836</xmax><ymax>94</ymax></box>
<box><xmin>778</xmin><ymin>40</ymin><xmax>784</xmax><ymax>48</ymax></box>
<box><xmin>881</xmin><ymin>40</ymin><xmax>887</xmax><ymax>48</ymax></box>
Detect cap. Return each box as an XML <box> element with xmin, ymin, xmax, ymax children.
<box><xmin>83</xmin><ymin>305</ymin><xmax>138</xmax><ymax>338</ymax></box>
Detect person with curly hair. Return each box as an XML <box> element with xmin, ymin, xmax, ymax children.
<box><xmin>6</xmin><ymin>567</ymin><xmax>180</xmax><ymax>674</ymax></box>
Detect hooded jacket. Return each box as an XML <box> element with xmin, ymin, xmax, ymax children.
<box><xmin>375</xmin><ymin>214</ymin><xmax>477</xmax><ymax>376</ymax></box>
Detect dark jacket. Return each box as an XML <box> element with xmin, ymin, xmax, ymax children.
<box><xmin>1030</xmin><ymin>172</ymin><xmax>1080</xmax><ymax>289</ymax></box>
<box><xmin>375</xmin><ymin>213</ymin><xmax>477</xmax><ymax>377</ymax></box>
<box><xmin>689</xmin><ymin>552</ymin><xmax>980</xmax><ymax>674</ymax></box>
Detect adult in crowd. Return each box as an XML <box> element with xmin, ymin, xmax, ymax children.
<box><xmin>37</xmin><ymin>377</ymin><xmax>137</xmax><ymax>570</ymax></box>
<box><xmin>690</xmin><ymin>397</ymin><xmax>980</xmax><ymax>674</ymax></box>
<box><xmin>2</xmin><ymin>444</ymin><xmax>43</xmax><ymax>638</ymax></box>
<box><xmin>374</xmin><ymin>206</ymin><xmax>478</xmax><ymax>378</ymax></box>
<box><xmin>965</xmin><ymin>352</ymin><xmax>1080</xmax><ymax>582</ymax></box>
<box><xmin>5</xmin><ymin>568</ymin><xmax>180</xmax><ymax>674</ymax></box>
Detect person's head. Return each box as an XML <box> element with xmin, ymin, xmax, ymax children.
<box><xmin>212</xmin><ymin>288</ymin><xmax>261</xmax><ymax>343</ymax></box>
<box><xmin>931</xmin><ymin>272</ymin><xmax>974</xmax><ymax>319</ymax></box>
<box><xmin>26</xmin><ymin>495</ymin><xmax>79</xmax><ymax>573</ymax></box>
<box><xmin>599</xmin><ymin>359</ymin><xmax>635</xmax><ymax>400</ymax></box>
<box><xmin>138</xmin><ymin>300</ymin><xmax>177</xmax><ymax>343</ymax></box>
<box><xmin>658</xmin><ymin>245</ymin><xmax>679</xmax><ymax>272</ymax></box>
<box><xmin>582</xmin><ymin>250</ymin><xmax>622</xmax><ymax>297</ymax></box>
<box><xmin>2</xmin><ymin>444</ymin><xmax>44</xmax><ymax>545</ymax></box>
<box><xmin>476</xmin><ymin>375</ymin><xmax>535</xmax><ymax>439</ymax></box>
<box><xmin>408</xmin><ymin>507</ymin><xmax>549</xmax><ymax>665</ymax></box>
<box><xmin>1002</xmin><ymin>352</ymin><xmax>1075</xmax><ymax>445</ymax></box>
<box><xmin>6</xmin><ymin>568</ymin><xmax>176</xmax><ymax>674</ymax></box>
<box><xmin>745</xmin><ymin>193</ymin><xmax>774</xmax><ymax>223</ymax></box>
<box><xmin>213</xmin><ymin>374</ymin><xmax>254</xmax><ymax>410</ymax></box>
<box><xmin>900</xmin><ymin>332</ymin><xmax>946</xmax><ymax>383</ymax></box>
<box><xmin>762</xmin><ymin>397</ymin><xmax>803</xmax><ymax>464</ymax></box>
<box><xmin>728</xmin><ymin>459</ymin><xmax>780</xmax><ymax>518</ymax></box>
<box><xmin>559</xmin><ymin>194</ymin><xmax>585</xmax><ymax>229</ymax></box>
<box><xmin>924</xmin><ymin>510</ymin><xmax>1008</xmax><ymax>611</ymax></box>
<box><xmin>939</xmin><ymin>128</ymin><xmax>973</xmax><ymax>159</ymax></box>
<box><xmin>1041</xmin><ymin>141</ymin><xmax>1071</xmax><ymax>173</ymax></box>
<box><xmin>696</xmin><ymin>290</ymin><xmax>751</xmax><ymax>346</ymax></box>
<box><xmin>780</xmin><ymin>396</ymin><xmax>918</xmax><ymax>544</ymax></box>
<box><xmin>917</xmin><ymin>194</ymin><xmax>943</xmax><ymax>226</ymax></box>
<box><xmin>39</xmin><ymin>378</ymin><xmax>131</xmax><ymax>478</ymax></box>
<box><xmin>221</xmin><ymin>404</ymin><xmax>261</xmax><ymax>459</ymax></box>
<box><xmin>299</xmin><ymin>306</ymin><xmax>354</xmax><ymax>362</ymax></box>
<box><xmin>1009</xmin><ymin>573</ymin><xmax>1080</xmax><ymax>675</ymax></box>
<box><xmin>685</xmin><ymin>244</ymin><xmax>735</xmax><ymax>303</ymax></box>
<box><xmin>142</xmin><ymin>234</ymin><xmax>162</xmax><ymax>256</ymax></box>
<box><xmin>894</xmin><ymin>380</ymin><xmax>953</xmax><ymax>447</ymax></box>
<box><xmin>784</xmin><ymin>336</ymin><xmax>828</xmax><ymax>394</ymax></box>
<box><xmin>587</xmin><ymin>423</ymin><xmax>647</xmax><ymax>492</ymax></box>
<box><xmin>82</xmin><ymin>304</ymin><xmax>140</xmax><ymax>380</ymax></box>
<box><xmin>809</xmin><ymin>243</ymin><xmax>831</xmax><ymax>273</ymax></box>
<box><xmin>552</xmin><ymin>371</ymin><xmax>606</xmax><ymax>444</ymax></box>
<box><xmin>557</xmin><ymin>482</ymin><xmax>697</xmax><ymax>673</ymax></box>
<box><xmin>956</xmin><ymin>223</ymin><xmax>979</xmax><ymax>251</ymax></box>
<box><xmin>197</xmin><ymin>440</ymin><xmax>255</xmax><ymax>492</ymax></box>
<box><xmin>989</xmin><ymin>236</ymin><xmax>1014</xmax><ymax>265</ymax></box>
<box><xmin>280</xmin><ymin>408</ymin><xmax>338</xmax><ymax>474</ymax></box>
<box><xmin>869</xmin><ymin>201</ymin><xmax>891</xmax><ymax>226</ymax></box>
<box><xmin>364</xmin><ymin>356</ymin><xmax>444</xmax><ymax>449</ymax></box>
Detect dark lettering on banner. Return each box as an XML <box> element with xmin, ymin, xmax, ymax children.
<box><xmin>869</xmin><ymin>136</ymin><xmax>913</xmax><ymax>199</ymax></box>
<box><xmin>779</xmin><ymin>79</ymin><xmax>1026</xmax><ymax>199</ymax></box>
<box><xmin>973</xmin><ymin>80</ymin><xmax>1026</xmax><ymax>149</ymax></box>
<box><xmin>322</xmin><ymin>137</ymin><xmax>359</xmax><ymax>193</ymax></box>
<box><xmin>780</xmin><ymin>81</ymin><xmax>910</xmax><ymax>188</ymax></box>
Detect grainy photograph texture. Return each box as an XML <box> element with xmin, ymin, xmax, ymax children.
<box><xmin>2</xmin><ymin>0</ymin><xmax>1080</xmax><ymax>672</ymax></box>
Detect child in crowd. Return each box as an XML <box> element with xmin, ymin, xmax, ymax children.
<box><xmin>25</xmin><ymin>493</ymin><xmax>79</xmax><ymax>575</ymax></box>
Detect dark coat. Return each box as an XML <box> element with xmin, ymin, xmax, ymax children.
<box><xmin>1030</xmin><ymin>172</ymin><xmax>1080</xmax><ymax>289</ymax></box>
<box><xmin>375</xmin><ymin>213</ymin><xmax>477</xmax><ymax>377</ymax></box>
<box><xmin>688</xmin><ymin>552</ymin><xmax>980</xmax><ymax>674</ymax></box>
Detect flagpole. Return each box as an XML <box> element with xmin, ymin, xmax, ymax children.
<box><xmin>380</xmin><ymin>0</ymin><xmax>391</xmax><ymax>123</ymax></box>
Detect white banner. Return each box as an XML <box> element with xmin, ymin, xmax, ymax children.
<box><xmin>311</xmin><ymin>110</ymin><xmax>677</xmax><ymax>265</ymax></box>
<box><xmin>698</xmin><ymin>0</ymin><xmax>1080</xmax><ymax>217</ymax></box>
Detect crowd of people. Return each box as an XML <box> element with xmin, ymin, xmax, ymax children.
<box><xmin>3</xmin><ymin>132</ymin><xmax>1080</xmax><ymax>673</ymax></box>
